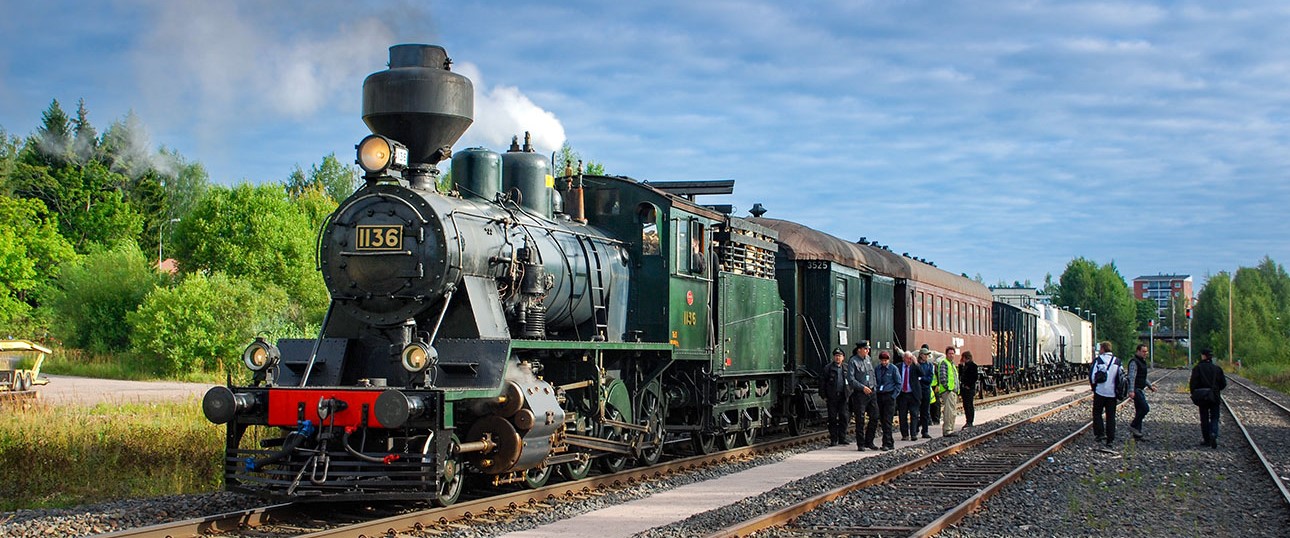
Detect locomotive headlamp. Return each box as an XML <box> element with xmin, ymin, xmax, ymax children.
<box><xmin>400</xmin><ymin>341</ymin><xmax>437</xmax><ymax>373</ymax></box>
<box><xmin>357</xmin><ymin>135</ymin><xmax>409</xmax><ymax>175</ymax></box>
<box><xmin>242</xmin><ymin>337</ymin><xmax>280</xmax><ymax>372</ymax></box>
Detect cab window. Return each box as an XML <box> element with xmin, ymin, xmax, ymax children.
<box><xmin>638</xmin><ymin>203</ymin><xmax>660</xmax><ymax>256</ymax></box>
<box><xmin>688</xmin><ymin>219</ymin><xmax>707</xmax><ymax>274</ymax></box>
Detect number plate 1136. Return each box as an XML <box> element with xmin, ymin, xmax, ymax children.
<box><xmin>356</xmin><ymin>225</ymin><xmax>403</xmax><ymax>250</ymax></box>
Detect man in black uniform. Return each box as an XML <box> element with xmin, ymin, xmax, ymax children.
<box><xmin>822</xmin><ymin>348</ymin><xmax>850</xmax><ymax>445</ymax></box>
<box><xmin>959</xmin><ymin>351</ymin><xmax>979</xmax><ymax>427</ymax></box>
<box><xmin>1190</xmin><ymin>349</ymin><xmax>1227</xmax><ymax>448</ymax></box>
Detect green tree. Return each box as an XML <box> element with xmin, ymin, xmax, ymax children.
<box><xmin>0</xmin><ymin>195</ymin><xmax>76</xmax><ymax>330</ymax></box>
<box><xmin>172</xmin><ymin>184</ymin><xmax>327</xmax><ymax>325</ymax></box>
<box><xmin>1193</xmin><ymin>258</ymin><xmax>1290</xmax><ymax>367</ymax></box>
<box><xmin>44</xmin><ymin>242</ymin><xmax>163</xmax><ymax>353</ymax></box>
<box><xmin>0</xmin><ymin>128</ymin><xmax>21</xmax><ymax>192</ymax></box>
<box><xmin>98</xmin><ymin>110</ymin><xmax>151</xmax><ymax>179</ymax></box>
<box><xmin>160</xmin><ymin>150</ymin><xmax>211</xmax><ymax>220</ymax></box>
<box><xmin>1053</xmin><ymin>257</ymin><xmax>1137</xmax><ymax>356</ymax></box>
<box><xmin>312</xmin><ymin>154</ymin><xmax>357</xmax><ymax>202</ymax></box>
<box><xmin>71</xmin><ymin>98</ymin><xmax>99</xmax><ymax>163</ymax></box>
<box><xmin>0</xmin><ymin>227</ymin><xmax>37</xmax><ymax>327</ymax></box>
<box><xmin>1135</xmin><ymin>298</ymin><xmax>1158</xmax><ymax>331</ymax></box>
<box><xmin>554</xmin><ymin>142</ymin><xmax>606</xmax><ymax>176</ymax></box>
<box><xmin>128</xmin><ymin>272</ymin><xmax>288</xmax><ymax>375</ymax></box>
<box><xmin>32</xmin><ymin>99</ymin><xmax>72</xmax><ymax>166</ymax></box>
<box><xmin>292</xmin><ymin>183</ymin><xmax>338</xmax><ymax>233</ymax></box>
<box><xmin>1158</xmin><ymin>294</ymin><xmax>1191</xmax><ymax>333</ymax></box>
<box><xmin>287</xmin><ymin>154</ymin><xmax>358</xmax><ymax>203</ymax></box>
<box><xmin>1193</xmin><ymin>271</ymin><xmax>1231</xmax><ymax>360</ymax></box>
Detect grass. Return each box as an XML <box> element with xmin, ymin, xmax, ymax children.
<box><xmin>1238</xmin><ymin>362</ymin><xmax>1290</xmax><ymax>393</ymax></box>
<box><xmin>0</xmin><ymin>398</ymin><xmax>227</xmax><ymax>511</ymax></box>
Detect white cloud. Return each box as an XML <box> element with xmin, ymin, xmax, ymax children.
<box><xmin>454</xmin><ymin>63</ymin><xmax>567</xmax><ymax>157</ymax></box>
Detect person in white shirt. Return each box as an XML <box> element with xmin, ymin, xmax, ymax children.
<box><xmin>1089</xmin><ymin>341</ymin><xmax>1122</xmax><ymax>449</ymax></box>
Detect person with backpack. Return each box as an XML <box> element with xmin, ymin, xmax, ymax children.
<box><xmin>1190</xmin><ymin>349</ymin><xmax>1228</xmax><ymax>449</ymax></box>
<box><xmin>1089</xmin><ymin>341</ymin><xmax>1123</xmax><ymax>450</ymax></box>
<box><xmin>1126</xmin><ymin>344</ymin><xmax>1157</xmax><ymax>441</ymax></box>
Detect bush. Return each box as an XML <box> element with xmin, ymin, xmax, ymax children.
<box><xmin>45</xmin><ymin>242</ymin><xmax>163</xmax><ymax>353</ymax></box>
<box><xmin>172</xmin><ymin>183</ymin><xmax>328</xmax><ymax>326</ymax></box>
<box><xmin>128</xmin><ymin>272</ymin><xmax>287</xmax><ymax>376</ymax></box>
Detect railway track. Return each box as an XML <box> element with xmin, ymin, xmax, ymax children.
<box><xmin>704</xmin><ymin>375</ymin><xmax>1169</xmax><ymax>538</ymax></box>
<box><xmin>95</xmin><ymin>430</ymin><xmax>824</xmax><ymax>538</ymax></box>
<box><xmin>1222</xmin><ymin>377</ymin><xmax>1290</xmax><ymax>505</ymax></box>
<box><xmin>91</xmin><ymin>380</ymin><xmax>1086</xmax><ymax>538</ymax></box>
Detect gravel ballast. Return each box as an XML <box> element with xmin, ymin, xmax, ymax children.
<box><xmin>4</xmin><ymin>372</ymin><xmax>1288</xmax><ymax>537</ymax></box>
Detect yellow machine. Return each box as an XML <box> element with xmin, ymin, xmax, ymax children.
<box><xmin>0</xmin><ymin>340</ymin><xmax>51</xmax><ymax>392</ymax></box>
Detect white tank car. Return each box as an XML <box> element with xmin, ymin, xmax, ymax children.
<box><xmin>1052</xmin><ymin>307</ymin><xmax>1093</xmax><ymax>365</ymax></box>
<box><xmin>1035</xmin><ymin>304</ymin><xmax>1066</xmax><ymax>362</ymax></box>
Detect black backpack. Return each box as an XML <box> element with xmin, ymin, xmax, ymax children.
<box><xmin>1113</xmin><ymin>358</ymin><xmax>1129</xmax><ymax>401</ymax></box>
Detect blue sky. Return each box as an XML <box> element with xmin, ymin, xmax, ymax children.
<box><xmin>2</xmin><ymin>1</ymin><xmax>1286</xmax><ymax>290</ymax></box>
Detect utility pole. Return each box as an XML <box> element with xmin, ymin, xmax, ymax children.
<box><xmin>1186</xmin><ymin>306</ymin><xmax>1193</xmax><ymax>368</ymax></box>
<box><xmin>1228</xmin><ymin>271</ymin><xmax>1234</xmax><ymax>368</ymax></box>
<box><xmin>1148</xmin><ymin>318</ymin><xmax>1155</xmax><ymax>369</ymax></box>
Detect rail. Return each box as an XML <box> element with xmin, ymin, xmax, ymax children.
<box><xmin>706</xmin><ymin>373</ymin><xmax>1170</xmax><ymax>537</ymax></box>
<box><xmin>1224</xmin><ymin>376</ymin><xmax>1290</xmax><ymax>505</ymax></box>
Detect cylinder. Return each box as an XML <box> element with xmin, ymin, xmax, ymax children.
<box><xmin>502</xmin><ymin>134</ymin><xmax>553</xmax><ymax>218</ymax></box>
<box><xmin>452</xmin><ymin>147</ymin><xmax>502</xmax><ymax>202</ymax></box>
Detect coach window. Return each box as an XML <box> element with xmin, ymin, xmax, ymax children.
<box><xmin>637</xmin><ymin>203</ymin><xmax>660</xmax><ymax>256</ymax></box>
<box><xmin>935</xmin><ymin>296</ymin><xmax>942</xmax><ymax>331</ymax></box>
<box><xmin>915</xmin><ymin>292</ymin><xmax>924</xmax><ymax>329</ymax></box>
<box><xmin>836</xmin><ymin>277</ymin><xmax>848</xmax><ymax>328</ymax></box>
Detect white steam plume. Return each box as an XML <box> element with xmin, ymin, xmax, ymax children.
<box><xmin>454</xmin><ymin>63</ymin><xmax>567</xmax><ymax>157</ymax></box>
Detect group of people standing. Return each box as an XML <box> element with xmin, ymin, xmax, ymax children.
<box><xmin>825</xmin><ymin>338</ymin><xmax>1232</xmax><ymax>456</ymax></box>
<box><xmin>1090</xmin><ymin>341</ymin><xmax>1228</xmax><ymax>452</ymax></box>
<box><xmin>822</xmin><ymin>341</ymin><xmax>979</xmax><ymax>451</ymax></box>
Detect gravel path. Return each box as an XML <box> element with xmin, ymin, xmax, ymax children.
<box><xmin>938</xmin><ymin>373</ymin><xmax>1290</xmax><ymax>537</ymax></box>
<box><xmin>34</xmin><ymin>375</ymin><xmax>214</xmax><ymax>406</ymax></box>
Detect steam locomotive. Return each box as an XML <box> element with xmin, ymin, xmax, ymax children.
<box><xmin>201</xmin><ymin>44</ymin><xmax>1087</xmax><ymax>505</ymax></box>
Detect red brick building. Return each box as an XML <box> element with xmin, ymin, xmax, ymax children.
<box><xmin>1133</xmin><ymin>274</ymin><xmax>1193</xmax><ymax>319</ymax></box>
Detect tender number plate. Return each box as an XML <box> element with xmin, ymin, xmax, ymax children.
<box><xmin>356</xmin><ymin>225</ymin><xmax>403</xmax><ymax>251</ymax></box>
